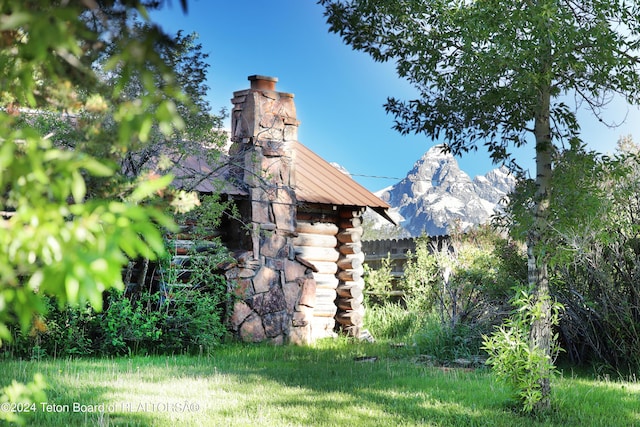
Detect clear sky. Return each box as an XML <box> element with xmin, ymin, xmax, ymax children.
<box><xmin>151</xmin><ymin>0</ymin><xmax>640</xmax><ymax>192</ymax></box>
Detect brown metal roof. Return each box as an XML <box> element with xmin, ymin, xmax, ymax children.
<box><xmin>292</xmin><ymin>141</ymin><xmax>393</xmax><ymax>222</ymax></box>
<box><xmin>163</xmin><ymin>140</ymin><xmax>393</xmax><ymax>223</ymax></box>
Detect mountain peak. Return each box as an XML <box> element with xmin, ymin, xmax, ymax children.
<box><xmin>369</xmin><ymin>147</ymin><xmax>516</xmax><ymax>237</ymax></box>
<box><xmin>415</xmin><ymin>145</ymin><xmax>457</xmax><ymax>171</ymax></box>
<box><xmin>424</xmin><ymin>144</ymin><xmax>451</xmax><ymax>157</ymax></box>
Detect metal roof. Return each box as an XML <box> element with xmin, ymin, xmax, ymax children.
<box><xmin>164</xmin><ymin>141</ymin><xmax>393</xmax><ymax>222</ymax></box>
<box><xmin>292</xmin><ymin>141</ymin><xmax>393</xmax><ymax>222</ymax></box>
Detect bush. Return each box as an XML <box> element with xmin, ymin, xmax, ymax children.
<box><xmin>401</xmin><ymin>235</ymin><xmax>440</xmax><ymax>313</ymax></box>
<box><xmin>3</xmin><ymin>285</ymin><xmax>228</xmax><ymax>358</ymax></box>
<box><xmin>502</xmin><ymin>141</ymin><xmax>640</xmax><ymax>371</ymax></box>
<box><xmin>155</xmin><ymin>286</ymin><xmax>228</xmax><ymax>354</ymax></box>
<box><xmin>6</xmin><ymin>297</ymin><xmax>99</xmax><ymax>359</ymax></box>
<box><xmin>362</xmin><ymin>226</ymin><xmax>526</xmax><ymax>364</ymax></box>
<box><xmin>482</xmin><ymin>287</ymin><xmax>564</xmax><ymax>413</ymax></box>
<box><xmin>402</xmin><ymin>228</ymin><xmax>524</xmax><ymax>330</ymax></box>
<box><xmin>99</xmin><ymin>290</ymin><xmax>163</xmax><ymax>356</ymax></box>
<box><xmin>413</xmin><ymin>314</ymin><xmax>484</xmax><ymax>363</ymax></box>
<box><xmin>363</xmin><ymin>254</ymin><xmax>395</xmax><ymax>306</ymax></box>
<box><xmin>2</xmin><ymin>215</ymin><xmax>233</xmax><ymax>358</ymax></box>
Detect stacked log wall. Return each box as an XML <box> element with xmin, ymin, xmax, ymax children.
<box><xmin>334</xmin><ymin>208</ymin><xmax>365</xmax><ymax>336</ymax></box>
<box><xmin>294</xmin><ymin>208</ymin><xmax>340</xmax><ymax>341</ymax></box>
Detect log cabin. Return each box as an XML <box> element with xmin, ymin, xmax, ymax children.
<box><xmin>166</xmin><ymin>75</ymin><xmax>393</xmax><ymax>345</ymax></box>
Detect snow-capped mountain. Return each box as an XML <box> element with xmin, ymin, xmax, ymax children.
<box><xmin>370</xmin><ymin>145</ymin><xmax>516</xmax><ymax>237</ymax></box>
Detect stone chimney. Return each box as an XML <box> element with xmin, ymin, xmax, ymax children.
<box><xmin>225</xmin><ymin>75</ymin><xmax>315</xmax><ymax>345</ymax></box>
<box><xmin>230</xmin><ymin>75</ymin><xmax>299</xmax><ymax>237</ymax></box>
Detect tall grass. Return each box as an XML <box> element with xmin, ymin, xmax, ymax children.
<box><xmin>364</xmin><ymin>302</ymin><xmax>488</xmax><ymax>365</ymax></box>
<box><xmin>1</xmin><ymin>341</ymin><xmax>638</xmax><ymax>426</ymax></box>
<box><xmin>363</xmin><ymin>303</ymin><xmax>426</xmax><ymax>341</ymax></box>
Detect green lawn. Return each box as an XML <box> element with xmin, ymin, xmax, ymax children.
<box><xmin>1</xmin><ymin>340</ymin><xmax>638</xmax><ymax>426</ymax></box>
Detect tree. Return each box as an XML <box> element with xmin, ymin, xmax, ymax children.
<box><xmin>0</xmin><ymin>0</ymin><xmax>197</xmax><ymax>329</ymax></box>
<box><xmin>0</xmin><ymin>0</ymin><xmax>199</xmax><ymax>420</ymax></box>
<box><xmin>101</xmin><ymin>26</ymin><xmax>228</xmax><ymax>183</ymax></box>
<box><xmin>320</xmin><ymin>0</ymin><xmax>640</xmax><ymax>411</ymax></box>
<box><xmin>22</xmin><ymin>6</ymin><xmax>228</xmax><ymax>196</ymax></box>
<box><xmin>505</xmin><ymin>138</ymin><xmax>640</xmax><ymax>370</ymax></box>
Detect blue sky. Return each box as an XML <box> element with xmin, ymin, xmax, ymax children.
<box><xmin>151</xmin><ymin>0</ymin><xmax>640</xmax><ymax>192</ymax></box>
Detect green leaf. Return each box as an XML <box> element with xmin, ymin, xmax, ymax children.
<box><xmin>81</xmin><ymin>158</ymin><xmax>114</xmax><ymax>177</ymax></box>
<box><xmin>138</xmin><ymin>224</ymin><xmax>166</xmax><ymax>256</ymax></box>
<box><xmin>156</xmin><ymin>100</ymin><xmax>184</xmax><ymax>134</ymax></box>
<box><xmin>71</xmin><ymin>170</ymin><xmax>86</xmax><ymax>203</ymax></box>
<box><xmin>0</xmin><ymin>323</ymin><xmax>9</xmax><ymax>344</ymax></box>
<box><xmin>128</xmin><ymin>174</ymin><xmax>173</xmax><ymax>202</ymax></box>
<box><xmin>138</xmin><ymin>116</ymin><xmax>153</xmax><ymax>143</ymax></box>
<box><xmin>65</xmin><ymin>276</ymin><xmax>80</xmax><ymax>306</ymax></box>
<box><xmin>0</xmin><ymin>11</ymin><xmax>31</xmax><ymax>30</ymax></box>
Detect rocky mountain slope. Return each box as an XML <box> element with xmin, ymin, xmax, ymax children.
<box><xmin>369</xmin><ymin>145</ymin><xmax>516</xmax><ymax>237</ymax></box>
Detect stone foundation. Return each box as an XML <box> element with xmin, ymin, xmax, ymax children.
<box><xmin>226</xmin><ymin>252</ymin><xmax>316</xmax><ymax>344</ymax></box>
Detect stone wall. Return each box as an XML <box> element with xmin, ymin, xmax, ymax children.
<box><xmin>225</xmin><ymin>76</ymin><xmax>316</xmax><ymax>345</ymax></box>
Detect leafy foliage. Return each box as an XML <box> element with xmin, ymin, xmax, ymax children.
<box><xmin>499</xmin><ymin>141</ymin><xmax>618</xmax><ymax>256</ymax></box>
<box><xmin>320</xmin><ymin>0</ymin><xmax>640</xmax><ymax>164</ymax></box>
<box><xmin>0</xmin><ymin>0</ymin><xmax>200</xmax><ymax>344</ymax></box>
<box><xmin>5</xmin><ymin>284</ymin><xmax>228</xmax><ymax>358</ymax></box>
<box><xmin>364</xmin><ymin>227</ymin><xmax>527</xmax><ymax>365</ymax></box>
<box><xmin>482</xmin><ymin>287</ymin><xmax>564</xmax><ymax>413</ymax></box>
<box><xmin>401</xmin><ymin>235</ymin><xmax>440</xmax><ymax>313</ymax></box>
<box><xmin>402</xmin><ymin>229</ymin><xmax>523</xmax><ymax>328</ymax></box>
<box><xmin>363</xmin><ymin>254</ymin><xmax>394</xmax><ymax>306</ymax></box>
<box><xmin>0</xmin><ymin>113</ymin><xmax>176</xmax><ymax>347</ymax></box>
<box><xmin>498</xmin><ymin>140</ymin><xmax>640</xmax><ymax>370</ymax></box>
<box><xmin>0</xmin><ymin>0</ymin><xmax>220</xmax><ymax>419</ymax></box>
<box><xmin>321</xmin><ymin>0</ymin><xmax>640</xmax><ymax>410</ymax></box>
<box><xmin>507</xmin><ymin>138</ymin><xmax>640</xmax><ymax>371</ymax></box>
<box><xmin>0</xmin><ymin>373</ymin><xmax>47</xmax><ymax>426</ymax></box>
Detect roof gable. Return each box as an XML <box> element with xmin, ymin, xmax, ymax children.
<box><xmin>293</xmin><ymin>141</ymin><xmax>388</xmax><ymax>209</ymax></box>
<box><xmin>292</xmin><ymin>141</ymin><xmax>393</xmax><ymax>223</ymax></box>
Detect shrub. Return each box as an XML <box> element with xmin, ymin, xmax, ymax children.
<box><xmin>155</xmin><ymin>237</ymin><xmax>231</xmax><ymax>354</ymax></box>
<box><xmin>6</xmin><ymin>297</ymin><xmax>99</xmax><ymax>359</ymax></box>
<box><xmin>482</xmin><ymin>287</ymin><xmax>564</xmax><ymax>413</ymax></box>
<box><xmin>413</xmin><ymin>314</ymin><xmax>483</xmax><ymax>363</ymax></box>
<box><xmin>155</xmin><ymin>287</ymin><xmax>228</xmax><ymax>354</ymax></box>
<box><xmin>402</xmin><ymin>228</ymin><xmax>524</xmax><ymax>330</ymax></box>
<box><xmin>3</xmin><ymin>285</ymin><xmax>229</xmax><ymax>358</ymax></box>
<box><xmin>363</xmin><ymin>254</ymin><xmax>394</xmax><ymax>306</ymax></box>
<box><xmin>401</xmin><ymin>235</ymin><xmax>441</xmax><ymax>313</ymax></box>
<box><xmin>99</xmin><ymin>290</ymin><xmax>163</xmax><ymax>356</ymax></box>
<box><xmin>362</xmin><ymin>226</ymin><xmax>526</xmax><ymax>363</ymax></box>
<box><xmin>502</xmin><ymin>140</ymin><xmax>640</xmax><ymax>371</ymax></box>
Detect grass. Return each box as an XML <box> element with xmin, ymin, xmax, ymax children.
<box><xmin>1</xmin><ymin>339</ymin><xmax>639</xmax><ymax>426</ymax></box>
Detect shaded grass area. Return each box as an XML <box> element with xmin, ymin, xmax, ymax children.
<box><xmin>1</xmin><ymin>340</ymin><xmax>638</xmax><ymax>426</ymax></box>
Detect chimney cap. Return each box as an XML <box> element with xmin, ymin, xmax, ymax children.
<box><xmin>248</xmin><ymin>75</ymin><xmax>278</xmax><ymax>91</ymax></box>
